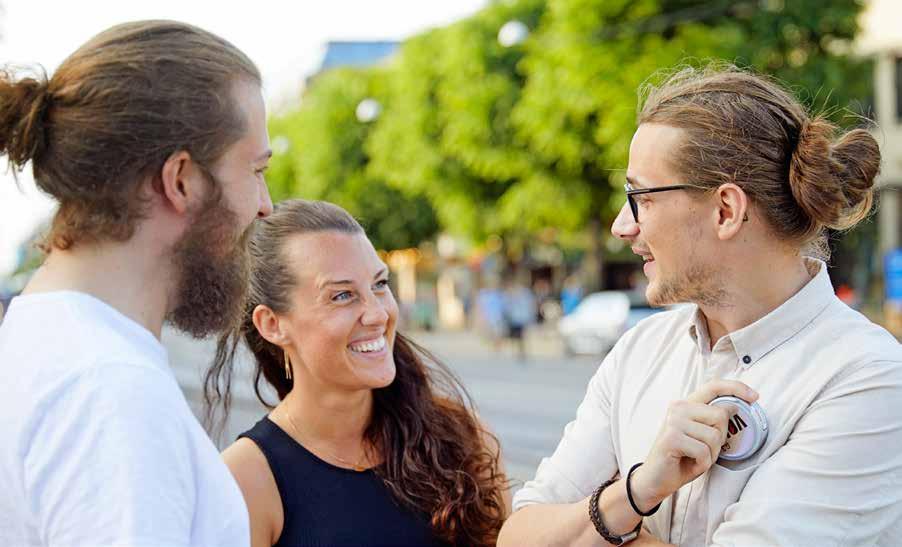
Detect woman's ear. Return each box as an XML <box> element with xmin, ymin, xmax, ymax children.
<box><xmin>252</xmin><ymin>304</ymin><xmax>288</xmax><ymax>347</ymax></box>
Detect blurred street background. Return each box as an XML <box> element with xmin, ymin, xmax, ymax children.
<box><xmin>2</xmin><ymin>0</ymin><xmax>901</xmax><ymax>481</ymax></box>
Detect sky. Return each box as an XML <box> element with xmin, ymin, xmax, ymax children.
<box><xmin>0</xmin><ymin>0</ymin><xmax>487</xmax><ymax>276</ymax></box>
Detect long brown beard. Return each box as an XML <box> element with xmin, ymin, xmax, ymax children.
<box><xmin>167</xmin><ymin>191</ymin><xmax>251</xmax><ymax>338</ymax></box>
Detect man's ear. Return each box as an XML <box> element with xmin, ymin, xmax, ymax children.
<box><xmin>714</xmin><ymin>183</ymin><xmax>750</xmax><ymax>241</ymax></box>
<box><xmin>252</xmin><ymin>304</ymin><xmax>289</xmax><ymax>347</ymax></box>
<box><xmin>158</xmin><ymin>150</ymin><xmax>207</xmax><ymax>215</ymax></box>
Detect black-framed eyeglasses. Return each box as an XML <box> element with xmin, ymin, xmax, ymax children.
<box><xmin>624</xmin><ymin>183</ymin><xmax>696</xmax><ymax>223</ymax></box>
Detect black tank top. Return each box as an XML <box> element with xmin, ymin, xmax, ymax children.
<box><xmin>239</xmin><ymin>416</ymin><xmax>448</xmax><ymax>547</ymax></box>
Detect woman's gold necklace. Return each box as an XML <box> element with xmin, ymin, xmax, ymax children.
<box><xmin>279</xmin><ymin>410</ymin><xmax>368</xmax><ymax>472</ymax></box>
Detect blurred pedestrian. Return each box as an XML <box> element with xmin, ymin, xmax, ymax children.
<box><xmin>476</xmin><ymin>276</ymin><xmax>506</xmax><ymax>350</ymax></box>
<box><xmin>209</xmin><ymin>200</ymin><xmax>509</xmax><ymax>547</ymax></box>
<box><xmin>500</xmin><ymin>66</ymin><xmax>902</xmax><ymax>546</ymax></box>
<box><xmin>0</xmin><ymin>21</ymin><xmax>272</xmax><ymax>546</ymax></box>
<box><xmin>503</xmin><ymin>276</ymin><xmax>536</xmax><ymax>361</ymax></box>
<box><xmin>560</xmin><ymin>274</ymin><xmax>584</xmax><ymax>316</ymax></box>
<box><xmin>532</xmin><ymin>278</ymin><xmax>554</xmax><ymax>323</ymax></box>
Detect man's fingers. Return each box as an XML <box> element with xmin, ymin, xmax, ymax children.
<box><xmin>667</xmin><ymin>400</ymin><xmax>733</xmax><ymax>429</ymax></box>
<box><xmin>686</xmin><ymin>379</ymin><xmax>758</xmax><ymax>405</ymax></box>
<box><xmin>681</xmin><ymin>420</ymin><xmax>725</xmax><ymax>450</ymax></box>
<box><xmin>676</xmin><ymin>435</ymin><xmax>712</xmax><ymax>469</ymax></box>
<box><xmin>680</xmin><ymin>420</ymin><xmax>725</xmax><ymax>462</ymax></box>
<box><xmin>689</xmin><ymin>403</ymin><xmax>734</xmax><ymax>430</ymax></box>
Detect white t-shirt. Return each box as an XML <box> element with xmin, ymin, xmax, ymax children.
<box><xmin>0</xmin><ymin>291</ymin><xmax>250</xmax><ymax>547</ymax></box>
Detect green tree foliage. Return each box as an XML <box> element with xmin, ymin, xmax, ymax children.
<box><xmin>366</xmin><ymin>0</ymin><xmax>560</xmax><ymax>241</ymax></box>
<box><xmin>266</xmin><ymin>67</ymin><xmax>439</xmax><ymax>251</ymax></box>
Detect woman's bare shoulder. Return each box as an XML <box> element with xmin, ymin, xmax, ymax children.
<box><xmin>222</xmin><ymin>437</ymin><xmax>283</xmax><ymax>547</ymax></box>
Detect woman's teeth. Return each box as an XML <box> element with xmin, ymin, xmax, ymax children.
<box><xmin>349</xmin><ymin>336</ymin><xmax>386</xmax><ymax>353</ymax></box>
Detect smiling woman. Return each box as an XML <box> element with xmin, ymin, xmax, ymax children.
<box><xmin>206</xmin><ymin>199</ymin><xmax>509</xmax><ymax>547</ymax></box>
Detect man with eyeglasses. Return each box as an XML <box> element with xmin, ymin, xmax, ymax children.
<box><xmin>499</xmin><ymin>67</ymin><xmax>902</xmax><ymax>546</ymax></box>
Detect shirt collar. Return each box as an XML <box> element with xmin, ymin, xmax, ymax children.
<box><xmin>688</xmin><ymin>309</ymin><xmax>712</xmax><ymax>356</ymax></box>
<box><xmin>9</xmin><ymin>290</ymin><xmax>169</xmax><ymax>365</ymax></box>
<box><xmin>688</xmin><ymin>258</ymin><xmax>834</xmax><ymax>367</ymax></box>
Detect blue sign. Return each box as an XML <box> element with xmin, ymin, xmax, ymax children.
<box><xmin>886</xmin><ymin>249</ymin><xmax>902</xmax><ymax>302</ymax></box>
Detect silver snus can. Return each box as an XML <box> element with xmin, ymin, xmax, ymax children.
<box><xmin>709</xmin><ymin>395</ymin><xmax>768</xmax><ymax>461</ymax></box>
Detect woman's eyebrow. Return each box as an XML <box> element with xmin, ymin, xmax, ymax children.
<box><xmin>317</xmin><ymin>278</ymin><xmax>353</xmax><ymax>289</ymax></box>
<box><xmin>316</xmin><ymin>267</ymin><xmax>389</xmax><ymax>289</ymax></box>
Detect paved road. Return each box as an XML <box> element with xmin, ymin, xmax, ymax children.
<box><xmin>164</xmin><ymin>327</ymin><xmax>603</xmax><ymax>487</ymax></box>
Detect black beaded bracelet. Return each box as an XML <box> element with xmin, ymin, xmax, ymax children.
<box><xmin>626</xmin><ymin>462</ymin><xmax>662</xmax><ymax>517</ymax></box>
<box><xmin>589</xmin><ymin>477</ymin><xmax>642</xmax><ymax>545</ymax></box>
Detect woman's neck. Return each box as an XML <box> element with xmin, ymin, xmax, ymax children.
<box><xmin>274</xmin><ymin>381</ymin><xmax>374</xmax><ymax>450</ymax></box>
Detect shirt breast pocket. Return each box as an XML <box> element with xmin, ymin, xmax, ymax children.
<box><xmin>704</xmin><ymin>461</ymin><xmax>760</xmax><ymax>545</ymax></box>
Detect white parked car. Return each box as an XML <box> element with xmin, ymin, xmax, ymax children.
<box><xmin>558</xmin><ymin>291</ymin><xmax>662</xmax><ymax>355</ymax></box>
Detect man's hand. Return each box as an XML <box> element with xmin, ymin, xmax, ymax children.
<box><xmin>629</xmin><ymin>380</ymin><xmax>759</xmax><ymax>512</ymax></box>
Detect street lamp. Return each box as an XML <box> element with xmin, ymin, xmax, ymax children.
<box><xmin>498</xmin><ymin>20</ymin><xmax>529</xmax><ymax>47</ymax></box>
<box><xmin>356</xmin><ymin>98</ymin><xmax>382</xmax><ymax>123</ymax></box>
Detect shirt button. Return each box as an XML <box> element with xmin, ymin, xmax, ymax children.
<box><xmin>742</xmin><ymin>355</ymin><xmax>752</xmax><ymax>364</ymax></box>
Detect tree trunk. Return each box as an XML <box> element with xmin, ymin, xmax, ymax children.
<box><xmin>583</xmin><ymin>218</ymin><xmax>605</xmax><ymax>292</ymax></box>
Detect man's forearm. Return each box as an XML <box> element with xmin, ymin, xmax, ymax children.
<box><xmin>499</xmin><ymin>477</ymin><xmax>667</xmax><ymax>546</ymax></box>
<box><xmin>498</xmin><ymin>500</ymin><xmax>594</xmax><ymax>546</ymax></box>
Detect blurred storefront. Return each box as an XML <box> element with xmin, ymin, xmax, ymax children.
<box><xmin>858</xmin><ymin>0</ymin><xmax>902</xmax><ymax>334</ymax></box>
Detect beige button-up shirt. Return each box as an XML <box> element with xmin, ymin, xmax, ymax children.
<box><xmin>513</xmin><ymin>259</ymin><xmax>902</xmax><ymax>546</ymax></box>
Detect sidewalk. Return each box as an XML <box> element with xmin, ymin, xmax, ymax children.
<box><xmin>407</xmin><ymin>324</ymin><xmax>566</xmax><ymax>360</ymax></box>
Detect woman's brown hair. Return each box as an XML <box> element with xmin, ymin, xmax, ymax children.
<box><xmin>0</xmin><ymin>20</ymin><xmax>261</xmax><ymax>250</ymax></box>
<box><xmin>638</xmin><ymin>64</ymin><xmax>880</xmax><ymax>253</ymax></box>
<box><xmin>205</xmin><ymin>199</ymin><xmax>508</xmax><ymax>546</ymax></box>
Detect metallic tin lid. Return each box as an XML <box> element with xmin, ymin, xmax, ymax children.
<box><xmin>709</xmin><ymin>396</ymin><xmax>768</xmax><ymax>461</ymax></box>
